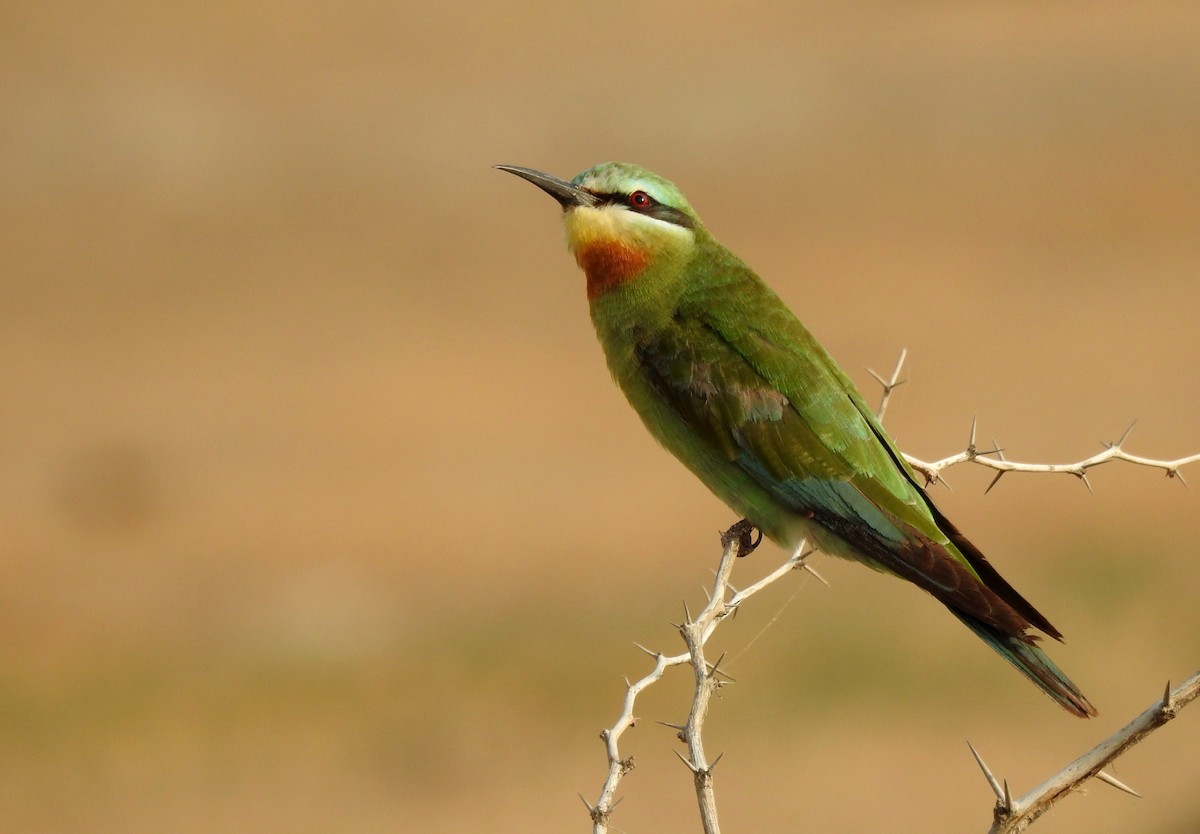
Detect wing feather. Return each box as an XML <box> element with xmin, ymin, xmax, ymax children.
<box><xmin>634</xmin><ymin>283</ymin><xmax>1056</xmax><ymax>639</ymax></box>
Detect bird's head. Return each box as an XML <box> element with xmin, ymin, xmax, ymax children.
<box><xmin>496</xmin><ymin>162</ymin><xmax>700</xmax><ymax>300</ymax></box>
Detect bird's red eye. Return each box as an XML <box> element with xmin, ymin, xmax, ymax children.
<box><xmin>628</xmin><ymin>190</ymin><xmax>652</xmax><ymax>209</ymax></box>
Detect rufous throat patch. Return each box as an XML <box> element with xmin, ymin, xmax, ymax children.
<box><xmin>575</xmin><ymin>240</ymin><xmax>649</xmax><ymax>300</ymax></box>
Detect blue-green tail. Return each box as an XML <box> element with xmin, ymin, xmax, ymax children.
<box><xmin>949</xmin><ymin>608</ymin><xmax>1097</xmax><ymax>718</ymax></box>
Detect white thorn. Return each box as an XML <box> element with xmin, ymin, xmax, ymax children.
<box><xmin>966</xmin><ymin>741</ymin><xmax>1004</xmax><ymax>801</ymax></box>
<box><xmin>1095</xmin><ymin>770</ymin><xmax>1142</xmax><ymax>798</ymax></box>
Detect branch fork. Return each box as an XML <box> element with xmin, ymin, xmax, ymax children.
<box><xmin>588</xmin><ymin>525</ymin><xmax>815</xmax><ymax>834</ymax></box>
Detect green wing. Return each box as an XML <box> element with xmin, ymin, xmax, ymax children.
<box><xmin>634</xmin><ymin>275</ymin><xmax>1057</xmax><ymax>639</ymax></box>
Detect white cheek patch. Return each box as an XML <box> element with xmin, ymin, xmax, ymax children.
<box><xmin>564</xmin><ymin>205</ymin><xmax>692</xmax><ymax>253</ymax></box>
<box><xmin>623</xmin><ymin>209</ymin><xmax>694</xmax><ymax>239</ymax></box>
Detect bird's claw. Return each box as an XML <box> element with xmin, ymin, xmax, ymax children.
<box><xmin>723</xmin><ymin>519</ymin><xmax>761</xmax><ymax>557</ymax></box>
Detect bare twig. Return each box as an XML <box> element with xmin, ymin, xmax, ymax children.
<box><xmin>870</xmin><ymin>351</ymin><xmax>1199</xmax><ymax>488</ymax></box>
<box><xmin>904</xmin><ymin>430</ymin><xmax>1200</xmax><ymax>491</ymax></box>
<box><xmin>589</xmin><ymin>524</ymin><xmax>813</xmax><ymax>834</ymax></box>
<box><xmin>868</xmin><ymin>347</ymin><xmax>908</xmax><ymax>422</ymax></box>
<box><xmin>975</xmin><ymin>670</ymin><xmax>1200</xmax><ymax>833</ymax></box>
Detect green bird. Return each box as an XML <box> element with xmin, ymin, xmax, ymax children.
<box><xmin>496</xmin><ymin>162</ymin><xmax>1096</xmax><ymax>718</ymax></box>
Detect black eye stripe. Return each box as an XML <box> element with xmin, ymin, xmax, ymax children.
<box><xmin>590</xmin><ymin>191</ymin><xmax>696</xmax><ymax>230</ymax></box>
<box><xmin>593</xmin><ymin>191</ymin><xmax>647</xmax><ymax>207</ymax></box>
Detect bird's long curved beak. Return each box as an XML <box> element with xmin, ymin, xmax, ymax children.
<box><xmin>494</xmin><ymin>165</ymin><xmax>600</xmax><ymax>210</ymax></box>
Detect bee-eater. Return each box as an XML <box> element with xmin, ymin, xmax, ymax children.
<box><xmin>496</xmin><ymin>162</ymin><xmax>1096</xmax><ymax>718</ymax></box>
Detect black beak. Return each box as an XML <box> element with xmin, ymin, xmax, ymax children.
<box><xmin>494</xmin><ymin>165</ymin><xmax>600</xmax><ymax>210</ymax></box>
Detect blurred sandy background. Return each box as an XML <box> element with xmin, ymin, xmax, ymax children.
<box><xmin>3</xmin><ymin>2</ymin><xmax>1199</xmax><ymax>832</ymax></box>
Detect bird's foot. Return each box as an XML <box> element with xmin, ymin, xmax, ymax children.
<box><xmin>722</xmin><ymin>519</ymin><xmax>761</xmax><ymax>557</ymax></box>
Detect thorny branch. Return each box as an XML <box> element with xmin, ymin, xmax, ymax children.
<box><xmin>971</xmin><ymin>670</ymin><xmax>1200</xmax><ymax>833</ymax></box>
<box><xmin>866</xmin><ymin>350</ymin><xmax>1200</xmax><ymax>491</ymax></box>
<box><xmin>586</xmin><ymin>523</ymin><xmax>817</xmax><ymax>834</ymax></box>
<box><xmin>585</xmin><ymin>349</ymin><xmax>1197</xmax><ymax>833</ymax></box>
